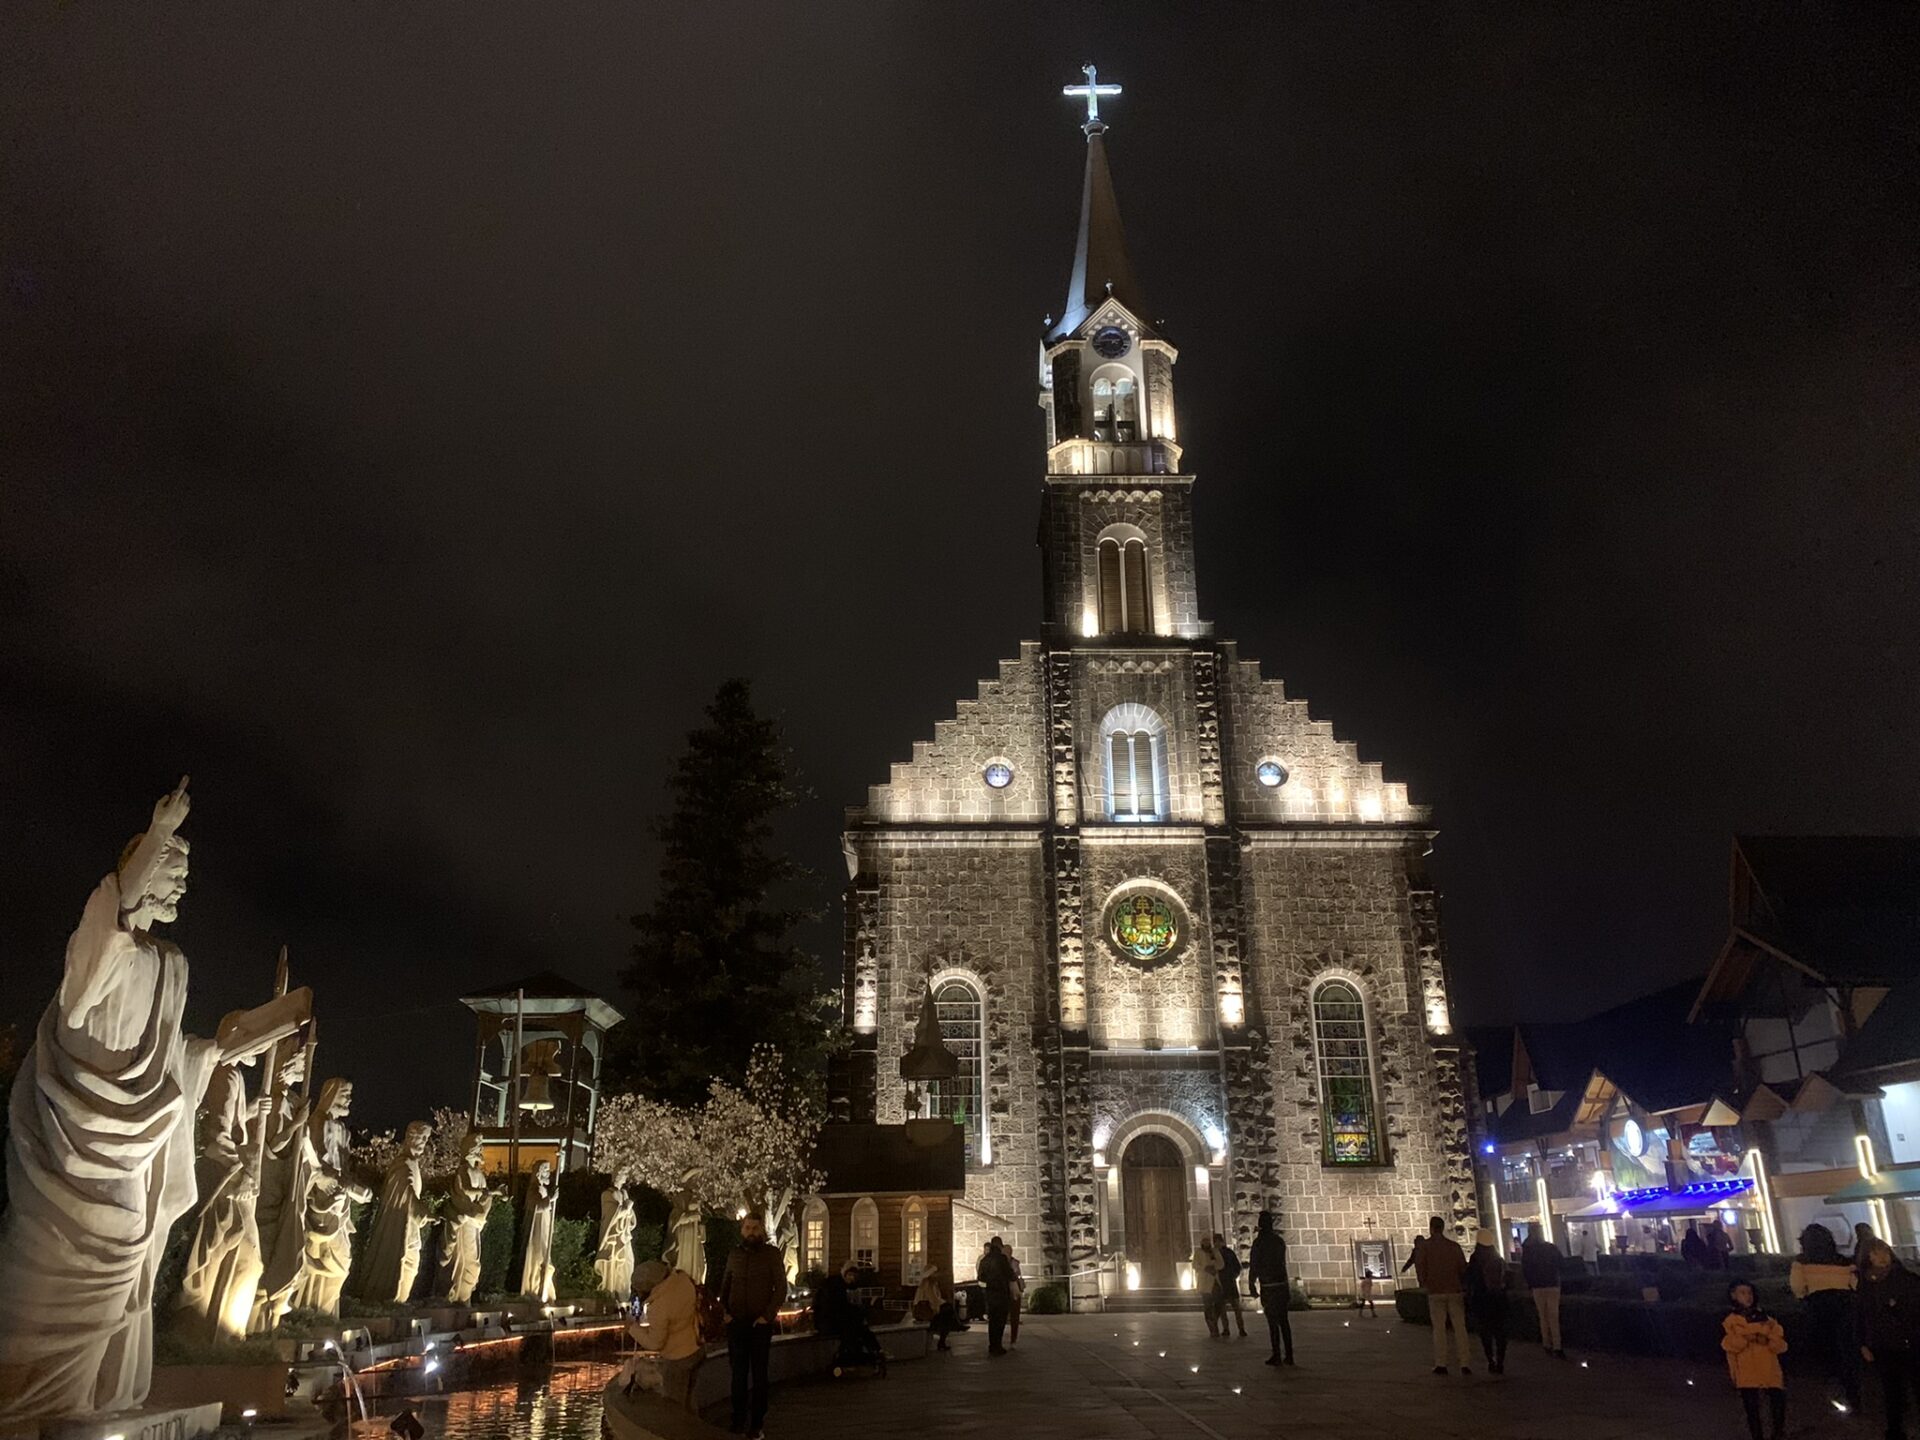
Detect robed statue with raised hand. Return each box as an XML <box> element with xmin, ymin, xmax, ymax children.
<box><xmin>358</xmin><ymin>1120</ymin><xmax>434</xmax><ymax>1304</ymax></box>
<box><xmin>0</xmin><ymin>781</ymin><xmax>301</xmax><ymax>1422</ymax></box>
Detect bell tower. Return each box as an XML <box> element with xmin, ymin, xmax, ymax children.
<box><xmin>1038</xmin><ymin>68</ymin><xmax>1205</xmax><ymax>647</ymax></box>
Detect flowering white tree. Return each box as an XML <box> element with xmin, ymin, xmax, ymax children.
<box><xmin>350</xmin><ymin>1106</ymin><xmax>472</xmax><ymax>1185</ymax></box>
<box><xmin>593</xmin><ymin>1046</ymin><xmax>824</xmax><ymax>1271</ymax></box>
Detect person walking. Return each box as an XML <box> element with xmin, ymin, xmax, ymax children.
<box><xmin>1466</xmin><ymin>1228</ymin><xmax>1511</xmax><ymax>1375</ymax></box>
<box><xmin>718</xmin><ymin>1213</ymin><xmax>786</xmax><ymax>1440</ymax></box>
<box><xmin>1712</xmin><ymin>1221</ymin><xmax>1743</xmax><ymax>1267</ymax></box>
<box><xmin>1357</xmin><ymin>1268</ymin><xmax>1378</xmax><ymax>1317</ymax></box>
<box><xmin>978</xmin><ymin>1236</ymin><xmax>1015</xmax><ymax>1356</ymax></box>
<box><xmin>912</xmin><ymin>1263</ymin><xmax>959</xmax><ymax>1351</ymax></box>
<box><xmin>1521</xmin><ymin>1222</ymin><xmax>1567</xmax><ymax>1359</ymax></box>
<box><xmin>1682</xmin><ymin>1220</ymin><xmax>1708</xmax><ymax>1268</ymax></box>
<box><xmin>1246</xmin><ymin>1211</ymin><xmax>1295</xmax><ymax>1367</ymax></box>
<box><xmin>1858</xmin><ymin>1239</ymin><xmax>1920</xmax><ymax>1439</ymax></box>
<box><xmin>1193</xmin><ymin>1236</ymin><xmax>1225</xmax><ymax>1338</ymax></box>
<box><xmin>1416</xmin><ymin>1216</ymin><xmax>1472</xmax><ymax>1376</ymax></box>
<box><xmin>1722</xmin><ymin>1279</ymin><xmax>1788</xmax><ymax>1440</ymax></box>
<box><xmin>1215</xmin><ymin>1233</ymin><xmax>1249</xmax><ymax>1338</ymax></box>
<box><xmin>1789</xmin><ymin>1222</ymin><xmax>1860</xmax><ymax>1413</ymax></box>
<box><xmin>1005</xmin><ymin>1244</ymin><xmax>1025</xmax><ymax>1347</ymax></box>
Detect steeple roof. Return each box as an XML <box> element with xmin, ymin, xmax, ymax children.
<box><xmin>1054</xmin><ymin>125</ymin><xmax>1148</xmax><ymax>341</ymax></box>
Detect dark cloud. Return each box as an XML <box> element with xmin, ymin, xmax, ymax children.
<box><xmin>2</xmin><ymin>3</ymin><xmax>1914</xmax><ymax>1127</ymax></box>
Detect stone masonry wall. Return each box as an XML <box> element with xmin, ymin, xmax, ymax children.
<box><xmin>1240</xmin><ymin>841</ymin><xmax>1476</xmax><ymax>1291</ymax></box>
<box><xmin>853</xmin><ymin>834</ymin><xmax>1052</xmax><ymax>1268</ymax></box>
<box><xmin>862</xmin><ymin>646</ymin><xmax>1049</xmax><ymax>823</ymax></box>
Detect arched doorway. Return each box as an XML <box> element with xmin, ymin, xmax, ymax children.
<box><xmin>1121</xmin><ymin>1133</ymin><xmax>1189</xmax><ymax>1287</ymax></box>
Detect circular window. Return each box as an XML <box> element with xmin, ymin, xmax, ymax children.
<box><xmin>982</xmin><ymin>761</ymin><xmax>1014</xmax><ymax>790</ymax></box>
<box><xmin>1255</xmin><ymin>760</ymin><xmax>1289</xmax><ymax>788</ymax></box>
<box><xmin>1108</xmin><ymin>892</ymin><xmax>1179</xmax><ymax>964</ymax></box>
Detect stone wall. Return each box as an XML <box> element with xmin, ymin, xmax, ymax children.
<box><xmin>861</xmin><ymin>646</ymin><xmax>1049</xmax><ymax>823</ymax></box>
<box><xmin>849</xmin><ymin>833</ymin><xmax>1052</xmax><ymax>1269</ymax></box>
<box><xmin>1218</xmin><ymin>647</ymin><xmax>1422</xmax><ymax>826</ymax></box>
<box><xmin>1239</xmin><ymin>839</ymin><xmax>1476</xmax><ymax>1290</ymax></box>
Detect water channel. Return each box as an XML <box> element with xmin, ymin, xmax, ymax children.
<box><xmin>346</xmin><ymin>1358</ymin><xmax>616</xmax><ymax>1440</ymax></box>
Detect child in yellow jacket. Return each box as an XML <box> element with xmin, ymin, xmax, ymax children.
<box><xmin>1722</xmin><ymin>1280</ymin><xmax>1788</xmax><ymax>1440</ymax></box>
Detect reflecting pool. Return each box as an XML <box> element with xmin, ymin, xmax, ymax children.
<box><xmin>351</xmin><ymin>1359</ymin><xmax>615</xmax><ymax>1440</ymax></box>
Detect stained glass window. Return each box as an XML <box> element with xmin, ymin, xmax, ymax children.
<box><xmin>1313</xmin><ymin>980</ymin><xmax>1383</xmax><ymax>1165</ymax></box>
<box><xmin>929</xmin><ymin>980</ymin><xmax>984</xmax><ymax>1163</ymax></box>
<box><xmin>1110</xmin><ymin>892</ymin><xmax>1178</xmax><ymax>963</ymax></box>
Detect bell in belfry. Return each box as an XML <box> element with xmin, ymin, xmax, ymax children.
<box><xmin>518</xmin><ymin>1037</ymin><xmax>562</xmax><ymax>1112</ymax></box>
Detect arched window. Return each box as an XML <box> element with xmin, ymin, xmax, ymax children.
<box><xmin>1097</xmin><ymin>536</ymin><xmax>1152</xmax><ymax>634</ymax></box>
<box><xmin>902</xmin><ymin>1197</ymin><xmax>928</xmax><ymax>1283</ymax></box>
<box><xmin>1312</xmin><ymin>979</ymin><xmax>1384</xmax><ymax>1165</ymax></box>
<box><xmin>851</xmin><ymin>1197</ymin><xmax>879</xmax><ymax>1268</ymax></box>
<box><xmin>801</xmin><ymin>1197</ymin><xmax>828</xmax><ymax>1276</ymax></box>
<box><xmin>1091</xmin><ymin>368</ymin><xmax>1139</xmax><ymax>441</ymax></box>
<box><xmin>930</xmin><ymin>979</ymin><xmax>987</xmax><ymax>1164</ymax></box>
<box><xmin>1102</xmin><ymin>703</ymin><xmax>1169</xmax><ymax>822</ymax></box>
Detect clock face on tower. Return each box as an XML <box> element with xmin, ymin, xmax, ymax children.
<box><xmin>1090</xmin><ymin>325</ymin><xmax>1132</xmax><ymax>359</ymax></box>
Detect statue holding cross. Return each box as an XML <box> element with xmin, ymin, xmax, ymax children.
<box><xmin>1063</xmin><ymin>62</ymin><xmax>1122</xmax><ymax>130</ymax></box>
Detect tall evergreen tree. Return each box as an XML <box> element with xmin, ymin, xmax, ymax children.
<box><xmin>616</xmin><ymin>679</ymin><xmax>836</xmax><ymax>1105</ymax></box>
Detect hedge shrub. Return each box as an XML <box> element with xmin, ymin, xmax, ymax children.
<box><xmin>1027</xmin><ymin>1283</ymin><xmax>1069</xmax><ymax>1315</ymax></box>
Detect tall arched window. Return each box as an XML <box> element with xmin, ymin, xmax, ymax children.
<box><xmin>1097</xmin><ymin>536</ymin><xmax>1152</xmax><ymax>634</ymax></box>
<box><xmin>930</xmin><ymin>979</ymin><xmax>987</xmax><ymax>1163</ymax></box>
<box><xmin>1102</xmin><ymin>703</ymin><xmax>1169</xmax><ymax>822</ymax></box>
<box><xmin>1312</xmin><ymin>979</ymin><xmax>1384</xmax><ymax>1165</ymax></box>
<box><xmin>851</xmin><ymin>1197</ymin><xmax>879</xmax><ymax>1268</ymax></box>
<box><xmin>1091</xmin><ymin>369</ymin><xmax>1139</xmax><ymax>441</ymax></box>
<box><xmin>801</xmin><ymin>1197</ymin><xmax>828</xmax><ymax>1276</ymax></box>
<box><xmin>902</xmin><ymin>1197</ymin><xmax>928</xmax><ymax>1282</ymax></box>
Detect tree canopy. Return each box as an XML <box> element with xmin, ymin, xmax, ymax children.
<box><xmin>616</xmin><ymin>678</ymin><xmax>837</xmax><ymax>1104</ymax></box>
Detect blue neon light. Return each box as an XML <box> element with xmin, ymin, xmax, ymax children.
<box><xmin>1610</xmin><ymin>1178</ymin><xmax>1753</xmax><ymax>1208</ymax></box>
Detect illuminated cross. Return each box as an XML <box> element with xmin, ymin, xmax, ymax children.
<box><xmin>1063</xmin><ymin>63</ymin><xmax>1121</xmax><ymax>128</ymax></box>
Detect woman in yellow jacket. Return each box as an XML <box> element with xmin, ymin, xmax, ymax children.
<box><xmin>1722</xmin><ymin>1280</ymin><xmax>1788</xmax><ymax>1440</ymax></box>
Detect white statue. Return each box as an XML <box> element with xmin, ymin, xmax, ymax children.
<box><xmin>594</xmin><ymin>1168</ymin><xmax>637</xmax><ymax>1298</ymax></box>
<box><xmin>441</xmin><ymin>1134</ymin><xmax>499</xmax><ymax>1304</ymax></box>
<box><xmin>518</xmin><ymin>1160</ymin><xmax>558</xmax><ymax>1302</ymax></box>
<box><xmin>289</xmin><ymin>1078</ymin><xmax>370</xmax><ymax>1316</ymax></box>
<box><xmin>0</xmin><ymin>781</ymin><xmax>285</xmax><ymax>1421</ymax></box>
<box><xmin>175</xmin><ymin>1061</ymin><xmax>266</xmax><ymax>1341</ymax></box>
<box><xmin>666</xmin><ymin>1198</ymin><xmax>705</xmax><ymax>1284</ymax></box>
<box><xmin>358</xmin><ymin>1120</ymin><xmax>433</xmax><ymax>1304</ymax></box>
<box><xmin>248</xmin><ymin>1043</ymin><xmax>317</xmax><ymax>1333</ymax></box>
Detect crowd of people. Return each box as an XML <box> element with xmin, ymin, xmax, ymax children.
<box><xmin>615</xmin><ymin>1207</ymin><xmax>1920</xmax><ymax>1440</ymax></box>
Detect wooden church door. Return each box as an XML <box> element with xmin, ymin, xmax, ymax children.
<box><xmin>1121</xmin><ymin>1133</ymin><xmax>1189</xmax><ymax>1288</ymax></box>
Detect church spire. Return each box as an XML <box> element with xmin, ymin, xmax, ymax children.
<box><xmin>1056</xmin><ymin>65</ymin><xmax>1146</xmax><ymax>340</ymax></box>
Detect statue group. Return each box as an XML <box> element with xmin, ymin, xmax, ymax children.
<box><xmin>0</xmin><ymin>782</ymin><xmax>636</xmax><ymax>1424</ymax></box>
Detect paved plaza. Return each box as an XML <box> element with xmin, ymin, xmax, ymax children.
<box><xmin>768</xmin><ymin>1310</ymin><xmax>1860</xmax><ymax>1440</ymax></box>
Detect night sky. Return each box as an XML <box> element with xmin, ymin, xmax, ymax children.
<box><xmin>2</xmin><ymin>5</ymin><xmax>1914</xmax><ymax>1129</ymax></box>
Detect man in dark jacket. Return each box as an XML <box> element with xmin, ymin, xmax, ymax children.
<box><xmin>978</xmin><ymin>1236</ymin><xmax>1015</xmax><ymax>1356</ymax></box>
<box><xmin>718</xmin><ymin>1213</ymin><xmax>787</xmax><ymax>1439</ymax></box>
<box><xmin>1859</xmin><ymin>1240</ymin><xmax>1920</xmax><ymax>1438</ymax></box>
<box><xmin>1416</xmin><ymin>1216</ymin><xmax>1472</xmax><ymax>1375</ymax></box>
<box><xmin>1246</xmin><ymin>1210</ymin><xmax>1294</xmax><ymax>1366</ymax></box>
<box><xmin>1520</xmin><ymin>1223</ymin><xmax>1567</xmax><ymax>1359</ymax></box>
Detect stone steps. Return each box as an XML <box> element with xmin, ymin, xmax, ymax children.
<box><xmin>1102</xmin><ymin>1288</ymin><xmax>1208</xmax><ymax>1313</ymax></box>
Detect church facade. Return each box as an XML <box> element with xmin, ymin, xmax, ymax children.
<box><xmin>830</xmin><ymin>96</ymin><xmax>1477</xmax><ymax>1299</ymax></box>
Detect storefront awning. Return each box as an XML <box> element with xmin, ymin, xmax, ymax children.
<box><xmin>1824</xmin><ymin>1162</ymin><xmax>1920</xmax><ymax>1206</ymax></box>
<box><xmin>1568</xmin><ymin>1177</ymin><xmax>1755</xmax><ymax>1220</ymax></box>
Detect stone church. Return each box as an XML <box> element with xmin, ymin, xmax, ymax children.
<box><xmin>828</xmin><ymin>89</ymin><xmax>1476</xmax><ymax>1300</ymax></box>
